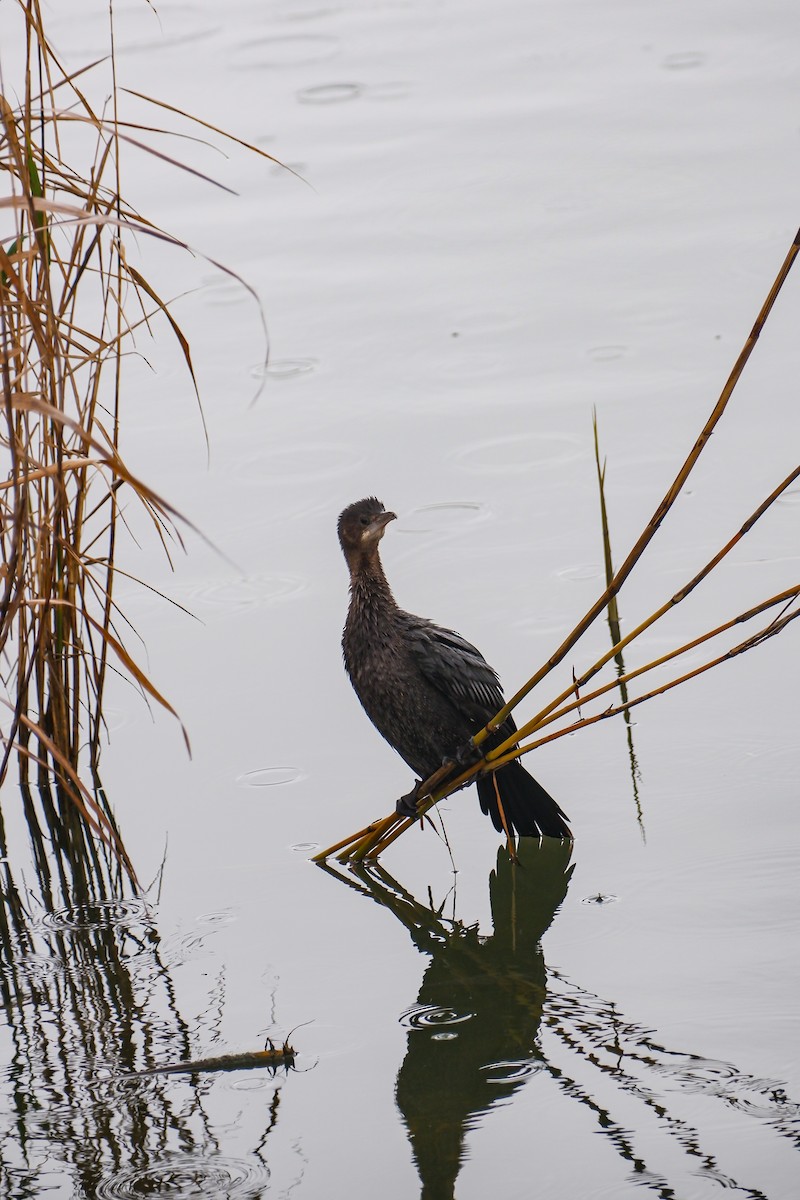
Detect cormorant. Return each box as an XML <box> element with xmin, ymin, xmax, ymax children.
<box><xmin>337</xmin><ymin>496</ymin><xmax>571</xmax><ymax>839</ymax></box>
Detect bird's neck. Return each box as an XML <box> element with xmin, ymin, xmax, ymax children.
<box><xmin>348</xmin><ymin>550</ymin><xmax>397</xmax><ymax>619</ymax></box>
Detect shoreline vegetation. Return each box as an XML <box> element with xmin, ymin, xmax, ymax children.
<box><xmin>0</xmin><ymin>1</ymin><xmax>277</xmax><ymax>889</ymax></box>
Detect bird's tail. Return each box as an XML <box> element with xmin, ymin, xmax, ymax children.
<box><xmin>477</xmin><ymin>761</ymin><xmax>571</xmax><ymax>839</ymax></box>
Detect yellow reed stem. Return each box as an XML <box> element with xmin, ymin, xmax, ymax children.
<box><xmin>486</xmin><ymin>465</ymin><xmax>800</xmax><ymax>761</ymax></box>
<box><xmin>472</xmin><ymin>228</ymin><xmax>800</xmax><ymax>750</ymax></box>
<box><xmin>488</xmin><ymin>597</ymin><xmax>800</xmax><ymax>769</ymax></box>
<box><xmin>311</xmin><ymin>822</ymin><xmax>382</xmax><ymax>863</ymax></box>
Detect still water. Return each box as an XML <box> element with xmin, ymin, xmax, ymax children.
<box><xmin>1</xmin><ymin>0</ymin><xmax>799</xmax><ymax>1196</ymax></box>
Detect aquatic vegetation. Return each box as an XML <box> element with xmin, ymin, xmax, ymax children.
<box><xmin>318</xmin><ymin>228</ymin><xmax>800</xmax><ymax>861</ymax></box>
<box><xmin>0</xmin><ymin>0</ymin><xmax>272</xmax><ymax>876</ymax></box>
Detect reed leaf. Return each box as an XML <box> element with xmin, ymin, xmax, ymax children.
<box><xmin>0</xmin><ymin>1</ymin><xmax>266</xmax><ymax>880</ymax></box>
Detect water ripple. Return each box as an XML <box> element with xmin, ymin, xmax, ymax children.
<box><xmin>263</xmin><ymin>357</ymin><xmax>318</xmax><ymax>380</ymax></box>
<box><xmin>195</xmin><ymin>910</ymin><xmax>237</xmax><ymax>928</ymax></box>
<box><xmin>557</xmin><ymin>563</ymin><xmax>603</xmax><ymax>582</ymax></box>
<box><xmin>56</xmin><ymin>10</ymin><xmax>220</xmax><ymax>59</ymax></box>
<box><xmin>237</xmin><ymin>441</ymin><xmax>363</xmax><ymax>483</ymax></box>
<box><xmin>161</xmin><ymin>932</ymin><xmax>210</xmax><ymax>969</ymax></box>
<box><xmin>483</xmin><ymin>1058</ymin><xmax>544</xmax><ymax>1084</ymax></box>
<box><xmin>228</xmin><ymin>1075</ymin><xmax>273</xmax><ymax>1091</ymax></box>
<box><xmin>646</xmin><ymin>1055</ymin><xmax>800</xmax><ymax>1125</ymax></box>
<box><xmin>0</xmin><ymin>952</ymin><xmax>65</xmax><ymax>982</ymax></box>
<box><xmin>235</xmin><ymin>33</ymin><xmax>339</xmax><ymax>68</ymax></box>
<box><xmin>37</xmin><ymin>897</ymin><xmax>154</xmax><ymax>934</ymax></box>
<box><xmin>96</xmin><ymin>1154</ymin><xmax>270</xmax><ymax>1199</ymax></box>
<box><xmin>586</xmin><ymin>344</ymin><xmax>629</xmax><ymax>362</ymax></box>
<box><xmin>451</xmin><ymin>432</ymin><xmax>582</xmax><ymax>475</ymax></box>
<box><xmin>237</xmin><ymin>766</ymin><xmax>306</xmax><ymax>788</ymax></box>
<box><xmin>400</xmin><ymin>1003</ymin><xmax>474</xmax><ymax>1030</ymax></box>
<box><xmin>202</xmin><ymin>277</ymin><xmax>250</xmax><ymax>308</ymax></box>
<box><xmin>400</xmin><ymin>501</ymin><xmax>487</xmax><ymax>533</ymax></box>
<box><xmin>662</xmin><ymin>51</ymin><xmax>707</xmax><ymax>70</ymax></box>
<box><xmin>297</xmin><ymin>82</ymin><xmax>363</xmax><ymax>104</ymax></box>
<box><xmin>185</xmin><ymin>572</ymin><xmax>308</xmax><ymax>613</ymax></box>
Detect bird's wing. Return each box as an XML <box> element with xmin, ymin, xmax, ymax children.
<box><xmin>402</xmin><ymin>616</ymin><xmax>506</xmax><ymax>723</ymax></box>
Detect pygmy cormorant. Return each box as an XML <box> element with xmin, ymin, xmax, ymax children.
<box><xmin>337</xmin><ymin>496</ymin><xmax>571</xmax><ymax>839</ymax></box>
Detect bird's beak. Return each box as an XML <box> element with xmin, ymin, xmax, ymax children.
<box><xmin>369</xmin><ymin>510</ymin><xmax>396</xmax><ymax>538</ymax></box>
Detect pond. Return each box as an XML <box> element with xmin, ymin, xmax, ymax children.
<box><xmin>0</xmin><ymin>0</ymin><xmax>799</xmax><ymax>1197</ymax></box>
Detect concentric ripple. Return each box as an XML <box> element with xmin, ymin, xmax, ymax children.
<box><xmin>483</xmin><ymin>1058</ymin><xmax>544</xmax><ymax>1084</ymax></box>
<box><xmin>0</xmin><ymin>952</ymin><xmax>65</xmax><ymax>982</ymax></box>
<box><xmin>581</xmin><ymin>893</ymin><xmax>619</xmax><ymax>905</ymax></box>
<box><xmin>400</xmin><ymin>501</ymin><xmax>486</xmax><ymax>533</ymax></box>
<box><xmin>237</xmin><ymin>766</ymin><xmax>305</xmax><ymax>788</ymax></box>
<box><xmin>451</xmin><ymin>432</ymin><xmax>582</xmax><ymax>475</ymax></box>
<box><xmin>264</xmin><ymin>357</ymin><xmax>317</xmax><ymax>380</ymax></box>
<box><xmin>185</xmin><ymin>573</ymin><xmax>307</xmax><ymax>613</ymax></box>
<box><xmin>235</xmin><ymin>32</ymin><xmax>339</xmax><ymax>69</ymax></box>
<box><xmin>37</xmin><ymin>897</ymin><xmax>154</xmax><ymax>934</ymax></box>
<box><xmin>237</xmin><ymin>441</ymin><xmax>362</xmax><ymax>483</ymax></box>
<box><xmin>400</xmin><ymin>1003</ymin><xmax>474</xmax><ymax>1030</ymax></box>
<box><xmin>96</xmin><ymin>1154</ymin><xmax>270</xmax><ymax>1199</ymax></box>
<box><xmin>586</xmin><ymin>344</ymin><xmax>629</xmax><ymax>362</ymax></box>
<box><xmin>195</xmin><ymin>909</ymin><xmax>237</xmax><ymax>928</ymax></box>
<box><xmin>297</xmin><ymin>82</ymin><xmax>363</xmax><ymax>104</ymax></box>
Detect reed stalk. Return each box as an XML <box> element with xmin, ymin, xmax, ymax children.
<box><xmin>316</xmin><ymin>225</ymin><xmax>800</xmax><ymax>862</ymax></box>
<box><xmin>472</xmin><ymin>225</ymin><xmax>800</xmax><ymax>747</ymax></box>
<box><xmin>0</xmin><ymin>1</ymin><xmax>274</xmax><ymax>878</ymax></box>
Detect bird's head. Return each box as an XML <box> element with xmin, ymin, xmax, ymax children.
<box><xmin>337</xmin><ymin>496</ymin><xmax>396</xmax><ymax>565</ymax></box>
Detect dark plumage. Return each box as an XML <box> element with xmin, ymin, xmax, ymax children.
<box><xmin>337</xmin><ymin>497</ymin><xmax>571</xmax><ymax>839</ymax></box>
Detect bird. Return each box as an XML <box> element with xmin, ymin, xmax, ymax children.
<box><xmin>337</xmin><ymin>496</ymin><xmax>571</xmax><ymax>839</ymax></box>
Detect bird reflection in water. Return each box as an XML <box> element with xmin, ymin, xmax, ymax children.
<box><xmin>323</xmin><ymin>839</ymin><xmax>573</xmax><ymax>1198</ymax></box>
<box><xmin>321</xmin><ymin>842</ymin><xmax>800</xmax><ymax>1200</ymax></box>
<box><xmin>396</xmin><ymin>839</ymin><xmax>572</xmax><ymax>1198</ymax></box>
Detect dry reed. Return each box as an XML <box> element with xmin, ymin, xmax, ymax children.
<box><xmin>0</xmin><ymin>1</ymin><xmax>275</xmax><ymax>878</ymax></box>
<box><xmin>316</xmin><ymin>226</ymin><xmax>800</xmax><ymax>863</ymax></box>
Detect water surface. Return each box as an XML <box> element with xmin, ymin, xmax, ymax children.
<box><xmin>1</xmin><ymin>0</ymin><xmax>798</xmax><ymax>1196</ymax></box>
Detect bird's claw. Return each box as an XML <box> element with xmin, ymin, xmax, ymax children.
<box><xmin>396</xmin><ymin>784</ymin><xmax>420</xmax><ymax>819</ymax></box>
<box><xmin>446</xmin><ymin>740</ymin><xmax>481</xmax><ymax>770</ymax></box>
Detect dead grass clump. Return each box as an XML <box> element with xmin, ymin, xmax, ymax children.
<box><xmin>0</xmin><ymin>1</ymin><xmax>272</xmax><ymax>874</ymax></box>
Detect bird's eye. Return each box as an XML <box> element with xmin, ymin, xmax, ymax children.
<box><xmin>359</xmin><ymin>514</ymin><xmax>370</xmax><ymax>527</ymax></box>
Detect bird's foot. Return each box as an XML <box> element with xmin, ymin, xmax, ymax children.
<box><xmin>395</xmin><ymin>783</ymin><xmax>421</xmax><ymax>820</ymax></box>
<box><xmin>441</xmin><ymin>740</ymin><xmax>482</xmax><ymax>774</ymax></box>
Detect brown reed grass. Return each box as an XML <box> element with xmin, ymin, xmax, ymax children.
<box><xmin>0</xmin><ymin>1</ymin><xmax>275</xmax><ymax>878</ymax></box>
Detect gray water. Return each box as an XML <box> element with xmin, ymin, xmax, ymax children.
<box><xmin>1</xmin><ymin>0</ymin><xmax>799</xmax><ymax>1196</ymax></box>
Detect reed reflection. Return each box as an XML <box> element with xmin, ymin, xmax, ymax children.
<box><xmin>0</xmin><ymin>779</ymin><xmax>287</xmax><ymax>1200</ymax></box>
<box><xmin>322</xmin><ymin>844</ymin><xmax>800</xmax><ymax>1200</ymax></box>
